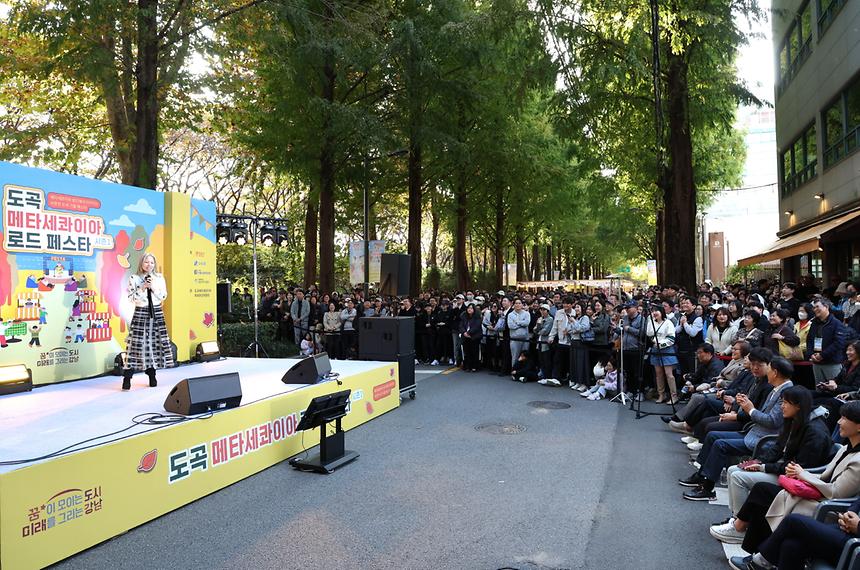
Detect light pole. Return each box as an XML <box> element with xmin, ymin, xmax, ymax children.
<box><xmin>361</xmin><ymin>149</ymin><xmax>408</xmax><ymax>298</ymax></box>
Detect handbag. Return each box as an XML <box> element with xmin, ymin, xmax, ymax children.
<box><xmin>778</xmin><ymin>474</ymin><xmax>823</xmax><ymax>500</ymax></box>
<box><xmin>778</xmin><ymin>340</ymin><xmax>804</xmax><ymax>361</ymax></box>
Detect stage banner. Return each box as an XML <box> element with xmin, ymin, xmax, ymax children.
<box><xmin>0</xmin><ymin>162</ymin><xmax>217</xmax><ymax>384</ymax></box>
<box><xmin>348</xmin><ymin>240</ymin><xmax>386</xmax><ymax>285</ymax></box>
<box><xmin>164</xmin><ymin>194</ymin><xmax>218</xmax><ymax>361</ymax></box>
<box><xmin>0</xmin><ymin>364</ymin><xmax>401</xmax><ymax>570</ymax></box>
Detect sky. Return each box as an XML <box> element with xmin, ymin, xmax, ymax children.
<box><xmin>735</xmin><ymin>0</ymin><xmax>776</xmax><ymax>105</ymax></box>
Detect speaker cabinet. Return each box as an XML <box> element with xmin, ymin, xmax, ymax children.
<box><xmin>379</xmin><ymin>253</ymin><xmax>411</xmax><ymax>296</ymax></box>
<box><xmin>359</xmin><ymin>317</ymin><xmax>414</xmax><ymax>360</ymax></box>
<box><xmin>281</xmin><ymin>353</ymin><xmax>333</xmax><ymax>384</ymax></box>
<box><xmin>163</xmin><ymin>372</ymin><xmax>242</xmax><ymax>415</ymax></box>
<box><xmin>217</xmin><ymin>282</ymin><xmax>232</xmax><ymax>314</ymax></box>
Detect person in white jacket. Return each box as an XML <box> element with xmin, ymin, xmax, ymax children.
<box><xmin>541</xmin><ymin>297</ymin><xmax>573</xmax><ymax>386</ymax></box>
<box><xmin>646</xmin><ymin>305</ymin><xmax>680</xmax><ymax>404</ymax></box>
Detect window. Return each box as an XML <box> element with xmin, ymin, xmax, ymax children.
<box><xmin>823</xmin><ymin>75</ymin><xmax>860</xmax><ymax>168</ymax></box>
<box><xmin>817</xmin><ymin>0</ymin><xmax>848</xmax><ymax>36</ymax></box>
<box><xmin>777</xmin><ymin>2</ymin><xmax>813</xmax><ymax>96</ymax></box>
<box><xmin>811</xmin><ymin>251</ymin><xmax>823</xmax><ymax>279</ymax></box>
<box><xmin>781</xmin><ymin>123</ymin><xmax>818</xmax><ymax>196</ymax></box>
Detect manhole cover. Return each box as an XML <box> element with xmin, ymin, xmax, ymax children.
<box><xmin>527</xmin><ymin>400</ymin><xmax>572</xmax><ymax>410</ymax></box>
<box><xmin>475</xmin><ymin>422</ymin><xmax>527</xmax><ymax>435</ymax></box>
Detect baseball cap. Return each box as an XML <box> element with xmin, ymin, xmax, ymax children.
<box><xmin>540</xmin><ymin>303</ymin><xmax>551</xmax><ymax>310</ymax></box>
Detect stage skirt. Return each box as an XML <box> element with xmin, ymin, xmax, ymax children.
<box><xmin>126</xmin><ymin>305</ymin><xmax>174</xmax><ymax>371</ymax></box>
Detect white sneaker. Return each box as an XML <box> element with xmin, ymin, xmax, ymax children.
<box><xmin>431</xmin><ymin>360</ymin><xmax>439</xmax><ymax>366</ymax></box>
<box><xmin>538</xmin><ymin>378</ymin><xmax>549</xmax><ymax>385</ymax></box>
<box><xmin>588</xmin><ymin>393</ymin><xmax>601</xmax><ymax>401</ymax></box>
<box><xmin>571</xmin><ymin>383</ymin><xmax>583</xmax><ymax>390</ymax></box>
<box><xmin>545</xmin><ymin>378</ymin><xmax>561</xmax><ymax>387</ymax></box>
<box><xmin>580</xmin><ymin>390</ymin><xmax>591</xmax><ymax>397</ymax></box>
<box><xmin>681</xmin><ymin>436</ymin><xmax>698</xmax><ymax>445</ymax></box>
<box><xmin>709</xmin><ymin>518</ymin><xmax>745</xmax><ymax>544</ymax></box>
<box><xmin>579</xmin><ymin>385</ymin><xmax>591</xmax><ymax>393</ymax></box>
<box><xmin>687</xmin><ymin>442</ymin><xmax>703</xmax><ymax>451</ymax></box>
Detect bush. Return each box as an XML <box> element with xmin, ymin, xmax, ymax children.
<box><xmin>218</xmin><ymin>321</ymin><xmax>299</xmax><ymax>358</ymax></box>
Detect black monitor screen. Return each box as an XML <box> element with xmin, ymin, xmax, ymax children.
<box><xmin>296</xmin><ymin>389</ymin><xmax>351</xmax><ymax>431</ymax></box>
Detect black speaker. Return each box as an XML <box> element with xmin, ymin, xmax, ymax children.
<box><xmin>164</xmin><ymin>372</ymin><xmax>242</xmax><ymax>415</ymax></box>
<box><xmin>379</xmin><ymin>254</ymin><xmax>411</xmax><ymax>296</ymax></box>
<box><xmin>217</xmin><ymin>283</ymin><xmax>232</xmax><ymax>314</ymax></box>
<box><xmin>359</xmin><ymin>317</ymin><xmax>414</xmax><ymax>360</ymax></box>
<box><xmin>281</xmin><ymin>353</ymin><xmax>333</xmax><ymax>384</ymax></box>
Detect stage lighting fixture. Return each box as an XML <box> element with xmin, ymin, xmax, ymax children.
<box><xmin>0</xmin><ymin>364</ymin><xmax>33</xmax><ymax>396</ymax></box>
<box><xmin>216</xmin><ymin>221</ymin><xmax>232</xmax><ymax>245</ymax></box>
<box><xmin>230</xmin><ymin>220</ymin><xmax>248</xmax><ymax>245</ymax></box>
<box><xmin>260</xmin><ymin>222</ymin><xmax>278</xmax><ymax>246</ymax></box>
<box><xmin>276</xmin><ymin>224</ymin><xmax>290</xmax><ymax>246</ymax></box>
<box><xmin>196</xmin><ymin>341</ymin><xmax>222</xmax><ymax>362</ymax></box>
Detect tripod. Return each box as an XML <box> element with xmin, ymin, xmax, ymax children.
<box><xmin>609</xmin><ymin>326</ymin><xmax>630</xmax><ymax>405</ymax></box>
<box><xmin>631</xmin><ymin>306</ymin><xmax>679</xmax><ymax>419</ymax></box>
<box><xmin>242</xmin><ymin>223</ymin><xmax>268</xmax><ymax>358</ymax></box>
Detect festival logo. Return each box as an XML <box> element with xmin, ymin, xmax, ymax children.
<box><xmin>21</xmin><ymin>487</ymin><xmax>103</xmax><ymax>538</ymax></box>
<box><xmin>137</xmin><ymin>449</ymin><xmax>158</xmax><ymax>473</ymax></box>
<box><xmin>373</xmin><ymin>380</ymin><xmax>396</xmax><ymax>401</ymax></box>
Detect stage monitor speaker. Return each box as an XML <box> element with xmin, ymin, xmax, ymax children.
<box><xmin>379</xmin><ymin>253</ymin><xmax>411</xmax><ymax>296</ymax></box>
<box><xmin>359</xmin><ymin>317</ymin><xmax>414</xmax><ymax>360</ymax></box>
<box><xmin>217</xmin><ymin>282</ymin><xmax>232</xmax><ymax>314</ymax></box>
<box><xmin>164</xmin><ymin>372</ymin><xmax>242</xmax><ymax>415</ymax></box>
<box><xmin>281</xmin><ymin>352</ymin><xmax>333</xmax><ymax>385</ymax></box>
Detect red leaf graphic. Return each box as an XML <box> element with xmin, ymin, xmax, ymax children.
<box><xmin>189</xmin><ymin>329</ymin><xmax>197</xmax><ymax>340</ymax></box>
<box><xmin>202</xmin><ymin>313</ymin><xmax>214</xmax><ymax>328</ymax></box>
<box><xmin>133</xmin><ymin>238</ymin><xmax>145</xmax><ymax>251</ymax></box>
<box><xmin>365</xmin><ymin>401</ymin><xmax>374</xmax><ymax>415</ymax></box>
<box><xmin>138</xmin><ymin>449</ymin><xmax>158</xmax><ymax>473</ymax></box>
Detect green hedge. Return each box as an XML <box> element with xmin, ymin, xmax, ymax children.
<box><xmin>218</xmin><ymin>321</ymin><xmax>299</xmax><ymax>358</ymax></box>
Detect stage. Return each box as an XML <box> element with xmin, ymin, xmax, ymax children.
<box><xmin>0</xmin><ymin>357</ymin><xmax>401</xmax><ymax>569</ymax></box>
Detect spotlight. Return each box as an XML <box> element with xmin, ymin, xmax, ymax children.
<box><xmin>814</xmin><ymin>193</ymin><xmax>824</xmax><ymax>200</ymax></box>
<box><xmin>196</xmin><ymin>341</ymin><xmax>221</xmax><ymax>362</ymax></box>
<box><xmin>276</xmin><ymin>224</ymin><xmax>290</xmax><ymax>246</ymax></box>
<box><xmin>230</xmin><ymin>220</ymin><xmax>248</xmax><ymax>245</ymax></box>
<box><xmin>216</xmin><ymin>221</ymin><xmax>232</xmax><ymax>245</ymax></box>
<box><xmin>0</xmin><ymin>364</ymin><xmax>33</xmax><ymax>396</ymax></box>
<box><xmin>260</xmin><ymin>222</ymin><xmax>277</xmax><ymax>247</ymax></box>
<box><xmin>784</xmin><ymin>210</ymin><xmax>793</xmax><ymax>216</ymax></box>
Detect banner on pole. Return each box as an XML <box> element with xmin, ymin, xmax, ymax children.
<box><xmin>348</xmin><ymin>240</ymin><xmax>386</xmax><ymax>285</ymax></box>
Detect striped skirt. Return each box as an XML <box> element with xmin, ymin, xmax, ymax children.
<box><xmin>126</xmin><ymin>305</ymin><xmax>174</xmax><ymax>371</ymax></box>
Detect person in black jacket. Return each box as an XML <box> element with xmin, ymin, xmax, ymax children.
<box><xmin>681</xmin><ymin>343</ymin><xmax>725</xmax><ymax>395</ymax></box>
<box><xmin>435</xmin><ymin>299</ymin><xmax>454</xmax><ymax>365</ymax></box>
<box><xmin>807</xmin><ymin>298</ymin><xmax>849</xmax><ymax>383</ymax></box>
<box><xmin>459</xmin><ymin>304</ymin><xmax>483</xmax><ymax>372</ymax></box>
<box><xmin>511</xmin><ymin>350</ymin><xmax>539</xmax><ymax>383</ymax></box>
<box><xmin>416</xmin><ymin>304</ymin><xmax>437</xmax><ymax>364</ymax></box>
<box><xmin>710</xmin><ymin>386</ymin><xmax>833</xmax><ymax>545</ymax></box>
<box><xmin>815</xmin><ymin>340</ymin><xmax>860</xmax><ymax>429</ymax></box>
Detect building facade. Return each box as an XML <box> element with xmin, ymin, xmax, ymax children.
<box><xmin>740</xmin><ymin>0</ymin><xmax>860</xmax><ymax>285</ymax></box>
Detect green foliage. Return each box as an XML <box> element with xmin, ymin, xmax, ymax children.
<box><xmin>218</xmin><ymin>321</ymin><xmax>298</xmax><ymax>358</ymax></box>
<box><xmin>725</xmin><ymin>263</ymin><xmax>762</xmax><ymax>285</ymax></box>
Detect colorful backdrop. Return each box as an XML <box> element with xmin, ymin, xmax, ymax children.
<box><xmin>0</xmin><ymin>162</ymin><xmax>217</xmax><ymax>384</ymax></box>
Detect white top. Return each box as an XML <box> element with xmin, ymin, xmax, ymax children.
<box><xmin>127</xmin><ymin>273</ymin><xmax>168</xmax><ymax>308</ymax></box>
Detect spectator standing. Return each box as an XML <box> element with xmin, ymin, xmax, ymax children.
<box><xmin>323</xmin><ymin>302</ymin><xmax>342</xmax><ymax>358</ymax></box>
<box><xmin>765</xmin><ymin>308</ymin><xmax>801</xmax><ymax>357</ymax></box>
<box><xmin>482</xmin><ymin>302</ymin><xmax>500</xmax><ymax>371</ymax></box>
<box><xmin>807</xmin><ymin>297</ymin><xmax>849</xmax><ymax>383</ymax></box>
<box><xmin>339</xmin><ymin>299</ymin><xmax>357</xmax><ymax>358</ymax></box>
<box><xmin>535</xmin><ymin>304</ymin><xmax>555</xmax><ymax>381</ymax></box>
<box><xmin>290</xmin><ymin>289</ymin><xmax>311</xmax><ymax>346</ymax></box>
<box><xmin>459</xmin><ymin>304</ymin><xmax>483</xmax><ymax>372</ymax></box>
<box><xmin>507</xmin><ymin>299</ymin><xmax>531</xmax><ymax>367</ymax></box>
<box><xmin>778</xmin><ymin>282</ymin><xmax>801</xmax><ymax>321</ymax></box>
<box><xmin>541</xmin><ymin>297</ymin><xmax>573</xmax><ymax>386</ymax></box>
<box><xmin>568</xmin><ymin>303</ymin><xmax>592</xmax><ymax>391</ymax></box>
<box><xmin>707</xmin><ymin>306</ymin><xmax>738</xmax><ymax>355</ymax></box>
<box><xmin>675</xmin><ymin>298</ymin><xmax>704</xmax><ymax>376</ymax></box>
<box><xmin>646</xmin><ymin>305</ymin><xmax>679</xmax><ymax>404</ymax></box>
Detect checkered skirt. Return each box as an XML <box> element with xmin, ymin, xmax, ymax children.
<box><xmin>126</xmin><ymin>305</ymin><xmax>174</xmax><ymax>370</ymax></box>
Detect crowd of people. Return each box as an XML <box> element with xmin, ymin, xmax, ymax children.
<box><xmin>226</xmin><ymin>276</ymin><xmax>860</xmax><ymax>568</ymax></box>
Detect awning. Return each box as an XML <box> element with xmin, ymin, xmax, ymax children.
<box><xmin>738</xmin><ymin>209</ymin><xmax>860</xmax><ymax>267</ymax></box>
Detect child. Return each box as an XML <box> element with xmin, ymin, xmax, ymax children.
<box><xmin>314</xmin><ymin>323</ymin><xmax>325</xmax><ymax>354</ymax></box>
<box><xmin>300</xmin><ymin>332</ymin><xmax>314</xmax><ymax>356</ymax></box>
<box><xmin>581</xmin><ymin>359</ymin><xmax>619</xmax><ymax>400</ymax></box>
<box><xmin>28</xmin><ymin>323</ymin><xmax>43</xmax><ymax>347</ymax></box>
<box><xmin>511</xmin><ymin>351</ymin><xmax>539</xmax><ymax>383</ymax></box>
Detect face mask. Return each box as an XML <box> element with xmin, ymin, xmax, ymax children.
<box><xmin>798</xmin><ymin>311</ymin><xmax>807</xmax><ymax>320</ymax></box>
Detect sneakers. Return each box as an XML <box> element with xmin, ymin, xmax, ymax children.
<box><xmin>678</xmin><ymin>472</ymin><xmax>705</xmax><ymax>487</ymax></box>
<box><xmin>687</xmin><ymin>441</ymin><xmax>703</xmax><ymax>451</ymax></box>
<box><xmin>431</xmin><ymin>360</ymin><xmax>439</xmax><ymax>366</ymax></box>
<box><xmin>683</xmin><ymin>486</ymin><xmax>716</xmax><ymax>501</ymax></box>
<box><xmin>587</xmin><ymin>392</ymin><xmax>602</xmax><ymax>401</ymax></box>
<box><xmin>660</xmin><ymin>415</ymin><xmax>673</xmax><ymax>424</ymax></box>
<box><xmin>681</xmin><ymin>436</ymin><xmax>698</xmax><ymax>445</ymax></box>
<box><xmin>580</xmin><ymin>390</ymin><xmax>592</xmax><ymax>398</ymax></box>
<box><xmin>538</xmin><ymin>378</ymin><xmax>549</xmax><ymax>385</ymax></box>
<box><xmin>709</xmin><ymin>518</ymin><xmax>745</xmax><ymax>544</ymax></box>
<box><xmin>668</xmin><ymin>420</ymin><xmax>691</xmax><ymax>434</ymax></box>
<box><xmin>517</xmin><ymin>376</ymin><xmax>526</xmax><ymax>383</ymax></box>
<box><xmin>544</xmin><ymin>378</ymin><xmax>561</xmax><ymax>387</ymax></box>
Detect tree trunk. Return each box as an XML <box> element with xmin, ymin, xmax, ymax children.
<box><xmin>494</xmin><ymin>186</ymin><xmax>505</xmax><ymax>289</ymax></box>
<box><xmin>303</xmin><ymin>189</ymin><xmax>318</xmax><ymax>287</ymax></box>
<box><xmin>531</xmin><ymin>243</ymin><xmax>540</xmax><ymax>281</ymax></box>
<box><xmin>545</xmin><ymin>244</ymin><xmax>552</xmax><ymax>281</ymax></box>
<box><xmin>454</xmin><ymin>176</ymin><xmax>470</xmax><ymax>290</ymax></box>
<box><xmin>515</xmin><ymin>228</ymin><xmax>525</xmax><ymax>283</ymax></box>
<box><xmin>132</xmin><ymin>0</ymin><xmax>159</xmax><ymax>189</ymax></box>
<box><xmin>407</xmin><ymin>141</ymin><xmax>422</xmax><ymax>296</ymax></box>
<box><xmin>429</xmin><ymin>189</ymin><xmax>439</xmax><ymax>268</ymax></box>
<box><xmin>318</xmin><ymin>23</ymin><xmax>337</xmax><ymax>294</ymax></box>
<box><xmin>662</xmin><ymin>49</ymin><xmax>697</xmax><ymax>293</ymax></box>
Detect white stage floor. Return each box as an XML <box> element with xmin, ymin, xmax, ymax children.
<box><xmin>0</xmin><ymin>358</ymin><xmax>386</xmax><ymax>473</ymax></box>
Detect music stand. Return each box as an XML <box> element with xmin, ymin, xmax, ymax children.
<box><xmin>288</xmin><ymin>389</ymin><xmax>358</xmax><ymax>474</ymax></box>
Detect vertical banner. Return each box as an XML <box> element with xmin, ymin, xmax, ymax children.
<box><xmin>646</xmin><ymin>259</ymin><xmax>658</xmax><ymax>286</ymax></box>
<box><xmin>348</xmin><ymin>240</ymin><xmax>386</xmax><ymax>285</ymax></box>
<box><xmin>163</xmin><ymin>194</ymin><xmax>217</xmax><ymax>361</ymax></box>
<box><xmin>0</xmin><ymin>162</ymin><xmax>217</xmax><ymax>384</ymax></box>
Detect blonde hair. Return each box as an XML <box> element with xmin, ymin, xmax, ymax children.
<box><xmin>137</xmin><ymin>253</ymin><xmax>159</xmax><ymax>276</ymax></box>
